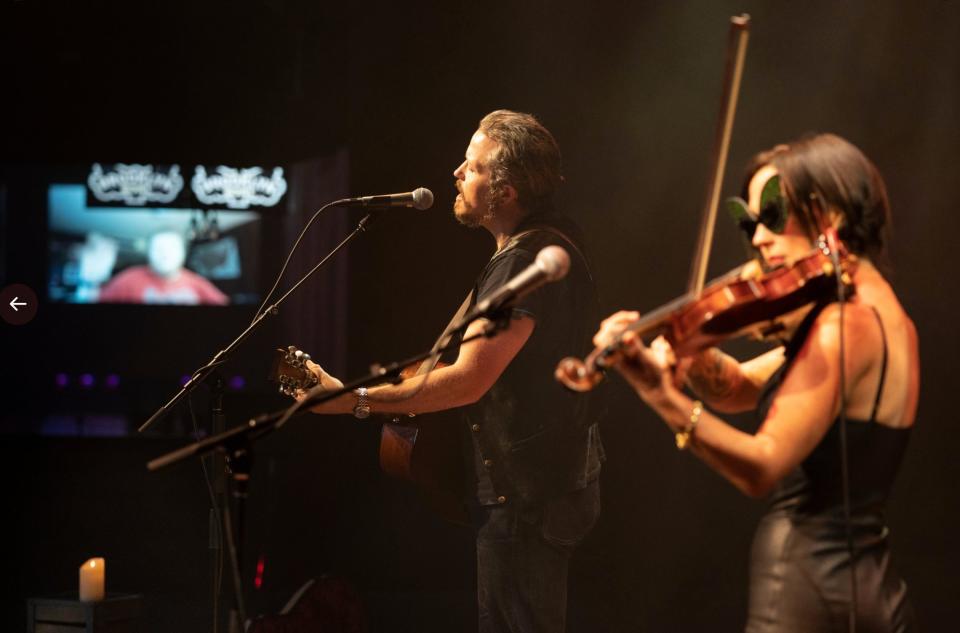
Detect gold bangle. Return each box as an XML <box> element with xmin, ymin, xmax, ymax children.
<box><xmin>675</xmin><ymin>400</ymin><xmax>703</xmax><ymax>450</ymax></box>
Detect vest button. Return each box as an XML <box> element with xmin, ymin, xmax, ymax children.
<box><xmin>497</xmin><ymin>495</ymin><xmax>507</xmax><ymax>504</ymax></box>
<box><xmin>483</xmin><ymin>459</ymin><xmax>493</xmax><ymax>468</ymax></box>
<box><xmin>471</xmin><ymin>424</ymin><xmax>480</xmax><ymax>432</ymax></box>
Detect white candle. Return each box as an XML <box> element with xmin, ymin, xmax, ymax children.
<box><xmin>79</xmin><ymin>557</ymin><xmax>105</xmax><ymax>602</ymax></box>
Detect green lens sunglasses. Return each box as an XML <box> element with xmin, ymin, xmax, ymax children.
<box><xmin>724</xmin><ymin>174</ymin><xmax>789</xmax><ymax>240</ymax></box>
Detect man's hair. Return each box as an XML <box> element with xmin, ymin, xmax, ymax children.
<box><xmin>478</xmin><ymin>110</ymin><xmax>563</xmax><ymax>213</ymax></box>
<box><xmin>741</xmin><ymin>133</ymin><xmax>892</xmax><ymax>265</ymax></box>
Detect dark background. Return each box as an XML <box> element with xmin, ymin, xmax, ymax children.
<box><xmin>2</xmin><ymin>0</ymin><xmax>958</xmax><ymax>631</ymax></box>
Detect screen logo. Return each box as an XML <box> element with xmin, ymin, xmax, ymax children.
<box><xmin>87</xmin><ymin>163</ymin><xmax>184</xmax><ymax>206</ymax></box>
<box><xmin>191</xmin><ymin>165</ymin><xmax>287</xmax><ymax>209</ymax></box>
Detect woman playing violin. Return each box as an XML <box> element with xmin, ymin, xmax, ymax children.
<box><xmin>594</xmin><ymin>133</ymin><xmax>918</xmax><ymax>632</ymax></box>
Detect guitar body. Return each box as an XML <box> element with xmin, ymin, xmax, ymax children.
<box><xmin>271</xmin><ymin>348</ymin><xmax>469</xmax><ymax>524</ymax></box>
<box><xmin>380</xmin><ymin>417</ymin><xmax>469</xmax><ymax>525</ymax></box>
<box><xmin>378</xmin><ymin>361</ymin><xmax>469</xmax><ymax>525</ymax></box>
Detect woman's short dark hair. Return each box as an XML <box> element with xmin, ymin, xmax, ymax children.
<box><xmin>742</xmin><ymin>133</ymin><xmax>892</xmax><ymax>264</ymax></box>
<box><xmin>478</xmin><ymin>110</ymin><xmax>563</xmax><ymax>213</ymax></box>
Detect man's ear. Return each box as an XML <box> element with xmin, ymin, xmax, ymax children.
<box><xmin>500</xmin><ymin>183</ymin><xmax>519</xmax><ymax>205</ymax></box>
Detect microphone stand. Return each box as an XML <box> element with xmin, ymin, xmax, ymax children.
<box><xmin>138</xmin><ymin>209</ymin><xmax>377</xmax><ymax>434</ymax></box>
<box><xmin>146</xmin><ymin>310</ymin><xmax>514</xmax><ymax>627</ymax></box>
<box><xmin>148</xmin><ymin>311</ymin><xmax>511</xmax><ymax>470</ymax></box>
<box><xmin>138</xmin><ymin>205</ymin><xmax>379</xmax><ymax>632</ymax></box>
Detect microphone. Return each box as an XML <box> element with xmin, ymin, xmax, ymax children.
<box><xmin>454</xmin><ymin>245</ymin><xmax>571</xmax><ymax>331</ymax></box>
<box><xmin>343</xmin><ymin>187</ymin><xmax>434</xmax><ymax>210</ymax></box>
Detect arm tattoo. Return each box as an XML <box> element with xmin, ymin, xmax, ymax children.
<box><xmin>686</xmin><ymin>348</ymin><xmax>741</xmax><ymax>400</ymax></box>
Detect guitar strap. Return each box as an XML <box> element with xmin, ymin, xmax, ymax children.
<box><xmin>415</xmin><ymin>225</ymin><xmax>589</xmax><ymax>377</ymax></box>
<box><xmin>414</xmin><ymin>291</ymin><xmax>474</xmax><ymax>376</ymax></box>
<box><xmin>500</xmin><ymin>226</ymin><xmax>593</xmax><ymax>283</ymax></box>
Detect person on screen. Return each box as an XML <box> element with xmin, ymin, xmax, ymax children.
<box><xmin>98</xmin><ymin>230</ymin><xmax>229</xmax><ymax>305</ymax></box>
<box><xmin>73</xmin><ymin>232</ymin><xmax>118</xmax><ymax>302</ymax></box>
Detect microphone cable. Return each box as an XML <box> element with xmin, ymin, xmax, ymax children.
<box><xmin>251</xmin><ymin>188</ymin><xmax>432</xmax><ymax>325</ymax></box>
<box><xmin>250</xmin><ymin>199</ymin><xmax>347</xmax><ymax>326</ymax></box>
<box><xmin>830</xmin><ymin>237</ymin><xmax>858</xmax><ymax>633</ymax></box>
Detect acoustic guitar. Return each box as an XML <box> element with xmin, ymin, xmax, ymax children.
<box><xmin>270</xmin><ymin>346</ymin><xmax>468</xmax><ymax>524</ymax></box>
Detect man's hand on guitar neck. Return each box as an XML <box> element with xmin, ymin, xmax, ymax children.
<box><xmin>293</xmin><ymin>360</ymin><xmax>347</xmax><ymax>413</ymax></box>
<box><xmin>305</xmin><ymin>359</ymin><xmax>345</xmax><ymax>390</ymax></box>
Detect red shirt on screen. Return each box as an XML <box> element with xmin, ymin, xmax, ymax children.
<box><xmin>98</xmin><ymin>266</ymin><xmax>229</xmax><ymax>305</ymax></box>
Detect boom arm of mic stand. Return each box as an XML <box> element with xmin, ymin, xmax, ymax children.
<box><xmin>138</xmin><ymin>210</ymin><xmax>380</xmax><ymax>434</ymax></box>
<box><xmin>146</xmin><ymin>322</ymin><xmax>498</xmax><ymax>472</ymax></box>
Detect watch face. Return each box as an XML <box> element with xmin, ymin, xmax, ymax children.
<box><xmin>354</xmin><ymin>406</ymin><xmax>371</xmax><ymax>419</ymax></box>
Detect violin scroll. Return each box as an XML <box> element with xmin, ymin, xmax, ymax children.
<box><xmin>555</xmin><ymin>356</ymin><xmax>603</xmax><ymax>392</ymax></box>
<box><xmin>556</xmin><ymin>335</ymin><xmax>631</xmax><ymax>392</ymax></box>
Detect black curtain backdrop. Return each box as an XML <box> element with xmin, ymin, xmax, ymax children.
<box><xmin>3</xmin><ymin>1</ymin><xmax>959</xmax><ymax>631</ymax></box>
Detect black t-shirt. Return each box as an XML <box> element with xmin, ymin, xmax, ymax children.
<box><xmin>463</xmin><ymin>213</ymin><xmax>604</xmax><ymax>507</ymax></box>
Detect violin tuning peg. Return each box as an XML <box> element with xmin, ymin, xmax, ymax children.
<box><xmin>841</xmin><ymin>273</ymin><xmax>852</xmax><ymax>285</ymax></box>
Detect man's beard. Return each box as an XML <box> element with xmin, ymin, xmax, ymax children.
<box><xmin>453</xmin><ymin>196</ymin><xmax>495</xmax><ymax>229</ymax></box>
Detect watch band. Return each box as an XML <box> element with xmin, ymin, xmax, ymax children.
<box><xmin>353</xmin><ymin>387</ymin><xmax>371</xmax><ymax>419</ymax></box>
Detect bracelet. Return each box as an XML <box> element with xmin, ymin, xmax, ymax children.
<box><xmin>675</xmin><ymin>400</ymin><xmax>703</xmax><ymax>450</ymax></box>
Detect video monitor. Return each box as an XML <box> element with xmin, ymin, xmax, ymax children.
<box><xmin>45</xmin><ymin>162</ymin><xmax>285</xmax><ymax>305</ymax></box>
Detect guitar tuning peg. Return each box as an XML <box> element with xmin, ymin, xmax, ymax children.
<box><xmin>294</xmin><ymin>350</ymin><xmax>304</xmax><ymax>359</ymax></box>
<box><xmin>303</xmin><ymin>354</ymin><xmax>311</xmax><ymax>361</ymax></box>
<box><xmin>288</xmin><ymin>345</ymin><xmax>296</xmax><ymax>352</ymax></box>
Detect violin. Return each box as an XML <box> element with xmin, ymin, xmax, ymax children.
<box><xmin>555</xmin><ymin>231</ymin><xmax>858</xmax><ymax>392</ymax></box>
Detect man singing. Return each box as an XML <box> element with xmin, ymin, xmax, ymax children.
<box><xmin>302</xmin><ymin>110</ymin><xmax>603</xmax><ymax>633</ymax></box>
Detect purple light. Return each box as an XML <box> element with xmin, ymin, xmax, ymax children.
<box><xmin>41</xmin><ymin>415</ymin><xmax>80</xmax><ymax>436</ymax></box>
<box><xmin>180</xmin><ymin>374</ymin><xmax>191</xmax><ymax>387</ymax></box>
<box><xmin>228</xmin><ymin>375</ymin><xmax>246</xmax><ymax>391</ymax></box>
<box><xmin>79</xmin><ymin>373</ymin><xmax>95</xmax><ymax>388</ymax></box>
<box><xmin>82</xmin><ymin>415</ymin><xmax>128</xmax><ymax>437</ymax></box>
<box><xmin>54</xmin><ymin>373</ymin><xmax>69</xmax><ymax>389</ymax></box>
<box><xmin>104</xmin><ymin>374</ymin><xmax>121</xmax><ymax>389</ymax></box>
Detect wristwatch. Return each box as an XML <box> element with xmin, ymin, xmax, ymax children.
<box><xmin>353</xmin><ymin>387</ymin><xmax>371</xmax><ymax>419</ymax></box>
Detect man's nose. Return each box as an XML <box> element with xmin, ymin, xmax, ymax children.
<box><xmin>453</xmin><ymin>161</ymin><xmax>466</xmax><ymax>179</ymax></box>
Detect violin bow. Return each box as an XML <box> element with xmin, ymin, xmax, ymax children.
<box><xmin>687</xmin><ymin>14</ymin><xmax>751</xmax><ymax>299</ymax></box>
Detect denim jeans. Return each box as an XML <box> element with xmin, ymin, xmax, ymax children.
<box><xmin>474</xmin><ymin>480</ymin><xmax>600</xmax><ymax>633</ymax></box>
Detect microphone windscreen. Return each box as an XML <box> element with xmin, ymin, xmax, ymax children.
<box><xmin>536</xmin><ymin>245</ymin><xmax>570</xmax><ymax>281</ymax></box>
<box><xmin>412</xmin><ymin>187</ymin><xmax>434</xmax><ymax>210</ymax></box>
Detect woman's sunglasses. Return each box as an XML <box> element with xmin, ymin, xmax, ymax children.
<box><xmin>725</xmin><ymin>174</ymin><xmax>789</xmax><ymax>240</ymax></box>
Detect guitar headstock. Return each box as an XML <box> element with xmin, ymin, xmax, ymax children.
<box><xmin>269</xmin><ymin>345</ymin><xmax>319</xmax><ymax>396</ymax></box>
